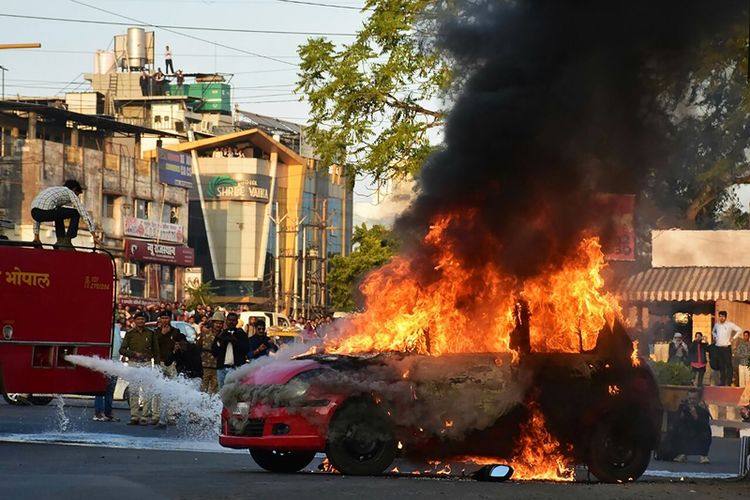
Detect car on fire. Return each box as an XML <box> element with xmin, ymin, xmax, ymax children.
<box><xmin>219</xmin><ymin>319</ymin><xmax>663</xmax><ymax>483</ymax></box>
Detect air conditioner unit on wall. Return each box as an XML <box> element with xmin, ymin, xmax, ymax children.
<box><xmin>123</xmin><ymin>262</ymin><xmax>137</xmax><ymax>277</ymax></box>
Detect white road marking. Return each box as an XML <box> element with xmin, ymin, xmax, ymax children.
<box><xmin>643</xmin><ymin>469</ymin><xmax>737</xmax><ymax>479</ymax></box>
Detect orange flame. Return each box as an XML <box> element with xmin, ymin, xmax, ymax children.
<box><xmin>631</xmin><ymin>340</ymin><xmax>641</xmax><ymax>367</ymax></box>
<box><xmin>326</xmin><ymin>212</ymin><xmax>620</xmax><ymax>356</ymax></box>
<box><xmin>608</xmin><ymin>384</ymin><xmax>620</xmax><ymax>396</ymax></box>
<box><xmin>509</xmin><ymin>402</ymin><xmax>575</xmax><ymax>481</ymax></box>
<box><xmin>319</xmin><ymin>458</ymin><xmax>338</xmax><ymax>473</ymax></box>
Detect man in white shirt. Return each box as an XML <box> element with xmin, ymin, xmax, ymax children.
<box><xmin>711</xmin><ymin>311</ymin><xmax>742</xmax><ymax>386</ymax></box>
<box><xmin>30</xmin><ymin>179</ymin><xmax>99</xmax><ymax>248</ymax></box>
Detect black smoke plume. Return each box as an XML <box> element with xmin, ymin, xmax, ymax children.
<box><xmin>396</xmin><ymin>0</ymin><xmax>747</xmax><ymax>279</ymax></box>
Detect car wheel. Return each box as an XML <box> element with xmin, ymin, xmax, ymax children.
<box><xmin>2</xmin><ymin>393</ymin><xmax>32</xmax><ymax>406</ymax></box>
<box><xmin>325</xmin><ymin>398</ymin><xmax>396</xmax><ymax>475</ymax></box>
<box><xmin>249</xmin><ymin>449</ymin><xmax>316</xmax><ymax>473</ymax></box>
<box><xmin>29</xmin><ymin>396</ymin><xmax>54</xmax><ymax>406</ymax></box>
<box><xmin>586</xmin><ymin>416</ymin><xmax>652</xmax><ymax>483</ymax></box>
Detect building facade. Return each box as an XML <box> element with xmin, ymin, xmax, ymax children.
<box><xmin>161</xmin><ymin>129</ymin><xmax>353</xmax><ymax>316</ymax></box>
<box><xmin>0</xmin><ymin>102</ymin><xmax>194</xmax><ymax>306</ymax></box>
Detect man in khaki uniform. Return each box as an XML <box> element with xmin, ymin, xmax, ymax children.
<box><xmin>199</xmin><ymin>311</ymin><xmax>224</xmax><ymax>394</ymax></box>
<box><xmin>154</xmin><ymin>310</ymin><xmax>181</xmax><ymax>427</ymax></box>
<box><xmin>119</xmin><ymin>311</ymin><xmax>160</xmax><ymax>425</ymax></box>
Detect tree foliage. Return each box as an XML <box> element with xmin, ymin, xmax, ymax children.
<box><xmin>184</xmin><ymin>281</ymin><xmax>217</xmax><ymax>310</ymax></box>
<box><xmin>647</xmin><ymin>23</ymin><xmax>750</xmax><ymax>228</ymax></box>
<box><xmin>328</xmin><ymin>224</ymin><xmax>399</xmax><ymax>311</ymax></box>
<box><xmin>297</xmin><ymin>0</ymin><xmax>452</xmax><ymax>183</ymax></box>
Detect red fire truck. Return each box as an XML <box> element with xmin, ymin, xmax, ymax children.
<box><xmin>0</xmin><ymin>240</ymin><xmax>115</xmax><ymax>405</ymax></box>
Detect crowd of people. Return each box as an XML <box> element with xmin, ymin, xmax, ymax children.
<box><xmin>101</xmin><ymin>301</ymin><xmax>335</xmax><ymax>426</ymax></box>
<box><xmin>662</xmin><ymin>311</ymin><xmax>750</xmax><ymax>388</ymax></box>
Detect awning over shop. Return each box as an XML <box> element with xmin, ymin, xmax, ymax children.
<box><xmin>616</xmin><ymin>267</ymin><xmax>750</xmax><ymax>302</ymax></box>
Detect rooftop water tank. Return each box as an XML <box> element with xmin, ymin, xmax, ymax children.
<box><xmin>127</xmin><ymin>27</ymin><xmax>147</xmax><ymax>69</ymax></box>
<box><xmin>93</xmin><ymin>50</ymin><xmax>116</xmax><ymax>74</ymax></box>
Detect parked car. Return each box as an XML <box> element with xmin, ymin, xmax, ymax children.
<box><xmin>113</xmin><ymin>320</ymin><xmax>198</xmax><ymax>401</ymax></box>
<box><xmin>218</xmin><ymin>320</ymin><xmax>662</xmax><ymax>482</ymax></box>
<box><xmin>239</xmin><ymin>311</ymin><xmax>290</xmax><ymax>332</ymax></box>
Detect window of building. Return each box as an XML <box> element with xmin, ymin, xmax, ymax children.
<box><xmin>134</xmin><ymin>199</ymin><xmax>151</xmax><ymax>219</ymax></box>
<box><xmin>162</xmin><ymin>204</ymin><xmax>179</xmax><ymax>224</ymax></box>
<box><xmin>102</xmin><ymin>194</ymin><xmax>117</xmax><ymax>219</ymax></box>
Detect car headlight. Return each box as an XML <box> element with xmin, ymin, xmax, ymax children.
<box><xmin>233</xmin><ymin>402</ymin><xmax>250</xmax><ymax>417</ymax></box>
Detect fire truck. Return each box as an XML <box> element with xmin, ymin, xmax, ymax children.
<box><xmin>0</xmin><ymin>238</ymin><xmax>115</xmax><ymax>405</ymax></box>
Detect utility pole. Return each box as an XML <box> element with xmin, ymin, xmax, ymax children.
<box><xmin>320</xmin><ymin>198</ymin><xmax>328</xmax><ymax>311</ymax></box>
<box><xmin>301</xmin><ymin>226</ymin><xmax>307</xmax><ymax>318</ymax></box>
<box><xmin>0</xmin><ymin>66</ymin><xmax>6</xmax><ymax>100</ymax></box>
<box><xmin>269</xmin><ymin>202</ymin><xmax>287</xmax><ymax>314</ymax></box>
<box><xmin>291</xmin><ymin>216</ymin><xmax>306</xmax><ymax>318</ymax></box>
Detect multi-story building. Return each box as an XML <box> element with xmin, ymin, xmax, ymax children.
<box><xmin>0</xmin><ymin>101</ymin><xmax>194</xmax><ymax>306</ymax></box>
<box><xmin>2</xmin><ymin>27</ymin><xmax>353</xmax><ymax>313</ymax></box>
<box><xmin>157</xmin><ymin>127</ymin><xmax>353</xmax><ymax>317</ymax></box>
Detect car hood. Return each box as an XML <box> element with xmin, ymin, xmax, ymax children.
<box><xmin>240</xmin><ymin>359</ymin><xmax>322</xmax><ymax>385</ymax></box>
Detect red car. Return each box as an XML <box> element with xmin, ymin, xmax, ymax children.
<box><xmin>219</xmin><ymin>321</ymin><xmax>662</xmax><ymax>482</ymax></box>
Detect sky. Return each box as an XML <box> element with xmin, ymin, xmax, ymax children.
<box><xmin>0</xmin><ymin>0</ymin><xmax>413</xmax><ymax>226</ymax></box>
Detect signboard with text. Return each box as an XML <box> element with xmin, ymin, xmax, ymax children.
<box><xmin>595</xmin><ymin>193</ymin><xmax>636</xmax><ymax>261</ymax></box>
<box><xmin>124</xmin><ymin>239</ymin><xmax>194</xmax><ymax>266</ymax></box>
<box><xmin>201</xmin><ymin>173</ymin><xmax>271</xmax><ymax>202</ymax></box>
<box><xmin>124</xmin><ymin>216</ymin><xmax>184</xmax><ymax>244</ymax></box>
<box><xmin>157</xmin><ymin>147</ymin><xmax>193</xmax><ymax>188</ymax></box>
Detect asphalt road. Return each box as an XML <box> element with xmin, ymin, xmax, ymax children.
<box><xmin>1</xmin><ymin>398</ymin><xmax>748</xmax><ymax>500</ymax></box>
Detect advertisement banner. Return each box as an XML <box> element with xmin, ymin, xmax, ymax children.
<box><xmin>201</xmin><ymin>173</ymin><xmax>271</xmax><ymax>202</ymax></box>
<box><xmin>157</xmin><ymin>147</ymin><xmax>193</xmax><ymax>188</ymax></box>
<box><xmin>124</xmin><ymin>238</ymin><xmax>194</xmax><ymax>266</ymax></box>
<box><xmin>124</xmin><ymin>216</ymin><xmax>184</xmax><ymax>244</ymax></box>
<box><xmin>596</xmin><ymin>193</ymin><xmax>636</xmax><ymax>261</ymax></box>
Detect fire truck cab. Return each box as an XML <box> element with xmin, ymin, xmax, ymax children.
<box><xmin>0</xmin><ymin>240</ymin><xmax>115</xmax><ymax>405</ymax></box>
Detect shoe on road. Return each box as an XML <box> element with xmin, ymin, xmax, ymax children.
<box><xmin>673</xmin><ymin>454</ymin><xmax>687</xmax><ymax>463</ymax></box>
<box><xmin>127</xmin><ymin>418</ymin><xmax>140</xmax><ymax>425</ymax></box>
<box><xmin>699</xmin><ymin>456</ymin><xmax>710</xmax><ymax>464</ymax></box>
<box><xmin>104</xmin><ymin>415</ymin><xmax>120</xmax><ymax>422</ymax></box>
<box><xmin>93</xmin><ymin>414</ymin><xmax>105</xmax><ymax>422</ymax></box>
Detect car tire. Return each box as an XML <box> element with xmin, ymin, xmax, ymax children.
<box><xmin>249</xmin><ymin>449</ymin><xmax>316</xmax><ymax>473</ymax></box>
<box><xmin>2</xmin><ymin>393</ymin><xmax>32</xmax><ymax>406</ymax></box>
<box><xmin>586</xmin><ymin>415</ymin><xmax>652</xmax><ymax>483</ymax></box>
<box><xmin>325</xmin><ymin>398</ymin><xmax>396</xmax><ymax>475</ymax></box>
<box><xmin>29</xmin><ymin>396</ymin><xmax>54</xmax><ymax>406</ymax></box>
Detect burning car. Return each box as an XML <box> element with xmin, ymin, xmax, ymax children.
<box><xmin>219</xmin><ymin>318</ymin><xmax>662</xmax><ymax>483</ymax></box>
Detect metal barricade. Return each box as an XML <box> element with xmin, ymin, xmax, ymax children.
<box><xmin>740</xmin><ymin>436</ymin><xmax>750</xmax><ymax>477</ymax></box>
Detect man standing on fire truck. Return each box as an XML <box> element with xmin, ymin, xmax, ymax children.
<box><xmin>30</xmin><ymin>179</ymin><xmax>100</xmax><ymax>248</ymax></box>
<box><xmin>119</xmin><ymin>311</ymin><xmax>160</xmax><ymax>425</ymax></box>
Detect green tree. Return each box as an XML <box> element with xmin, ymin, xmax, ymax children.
<box><xmin>328</xmin><ymin>224</ymin><xmax>399</xmax><ymax>311</ymax></box>
<box><xmin>297</xmin><ymin>0</ymin><xmax>452</xmax><ymax>184</ymax></box>
<box><xmin>184</xmin><ymin>281</ymin><xmax>217</xmax><ymax>310</ymax></box>
<box><xmin>647</xmin><ymin>23</ymin><xmax>749</xmax><ymax>228</ymax></box>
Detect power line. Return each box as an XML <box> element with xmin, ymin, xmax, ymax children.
<box><xmin>0</xmin><ymin>13</ymin><xmax>356</xmax><ymax>37</ymax></box>
<box><xmin>273</xmin><ymin>0</ymin><xmax>364</xmax><ymax>10</ymax></box>
<box><xmin>70</xmin><ymin>0</ymin><xmax>296</xmax><ymax>66</ymax></box>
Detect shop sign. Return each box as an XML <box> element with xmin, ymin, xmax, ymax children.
<box><xmin>203</xmin><ymin>174</ymin><xmax>271</xmax><ymax>202</ymax></box>
<box><xmin>124</xmin><ymin>216</ymin><xmax>184</xmax><ymax>243</ymax></box>
<box><xmin>157</xmin><ymin>147</ymin><xmax>193</xmax><ymax>188</ymax></box>
<box><xmin>595</xmin><ymin>193</ymin><xmax>636</xmax><ymax>261</ymax></box>
<box><xmin>124</xmin><ymin>238</ymin><xmax>194</xmax><ymax>266</ymax></box>
<box><xmin>119</xmin><ymin>296</ymin><xmax>159</xmax><ymax>307</ymax></box>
